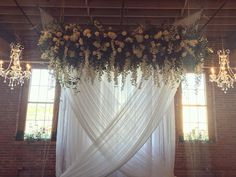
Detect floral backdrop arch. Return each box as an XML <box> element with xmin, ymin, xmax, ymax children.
<box><xmin>38</xmin><ymin>19</ymin><xmax>211</xmax><ymax>90</ymax></box>
<box><xmin>37</xmin><ymin>9</ymin><xmax>213</xmax><ymax>177</ymax></box>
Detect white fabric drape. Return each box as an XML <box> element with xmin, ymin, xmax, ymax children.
<box><xmin>56</xmin><ymin>76</ymin><xmax>177</xmax><ymax>177</ymax></box>
<box><xmin>107</xmin><ymin>101</ymin><xmax>176</xmax><ymax>177</ymax></box>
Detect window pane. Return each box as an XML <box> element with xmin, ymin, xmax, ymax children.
<box><xmin>28</xmin><ymin>86</ymin><xmax>39</xmax><ymax>102</ymax></box>
<box><xmin>182</xmin><ymin>89</ymin><xmax>197</xmax><ymax>105</ymax></box>
<box><xmin>40</xmin><ymin>70</ymin><xmax>50</xmax><ymax>86</ymax></box>
<box><xmin>25</xmin><ymin>103</ymin><xmax>37</xmax><ymax>121</ymax></box>
<box><xmin>47</xmin><ymin>87</ymin><xmax>56</xmax><ymax>101</ymax></box>
<box><xmin>38</xmin><ymin>87</ymin><xmax>49</xmax><ymax>102</ymax></box>
<box><xmin>182</xmin><ymin>73</ymin><xmax>205</xmax><ymax>90</ymax></box>
<box><xmin>28</xmin><ymin>69</ymin><xmax>55</xmax><ymax>103</ymax></box>
<box><xmin>31</xmin><ymin>69</ymin><xmax>41</xmax><ymax>85</ymax></box>
<box><xmin>183</xmin><ymin>106</ymin><xmax>207</xmax><ymax>122</ymax></box>
<box><xmin>35</xmin><ymin>104</ymin><xmax>47</xmax><ymax>121</ymax></box>
<box><xmin>196</xmin><ymin>90</ymin><xmax>206</xmax><ymax>105</ymax></box>
<box><xmin>181</xmin><ymin>73</ymin><xmax>208</xmax><ymax>141</ymax></box>
<box><xmin>24</xmin><ymin>69</ymin><xmax>56</xmax><ymax>140</ymax></box>
<box><xmin>45</xmin><ymin>104</ymin><xmax>54</xmax><ymax>121</ymax></box>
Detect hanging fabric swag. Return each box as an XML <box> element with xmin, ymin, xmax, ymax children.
<box><xmin>56</xmin><ymin>75</ymin><xmax>177</xmax><ymax>177</ymax></box>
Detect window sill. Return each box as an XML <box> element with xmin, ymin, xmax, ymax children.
<box><xmin>15</xmin><ymin>131</ymin><xmax>57</xmax><ymax>144</ymax></box>
<box><xmin>14</xmin><ymin>138</ymin><xmax>56</xmax><ymax>145</ymax></box>
<box><xmin>178</xmin><ymin>136</ymin><xmax>216</xmax><ymax>144</ymax></box>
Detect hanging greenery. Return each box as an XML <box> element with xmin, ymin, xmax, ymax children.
<box><xmin>38</xmin><ymin>21</ymin><xmax>212</xmax><ymax>89</ymax></box>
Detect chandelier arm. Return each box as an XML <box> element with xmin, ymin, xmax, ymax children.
<box><xmin>0</xmin><ymin>60</ymin><xmax>49</xmax><ymax>64</ymax></box>
<box><xmin>215</xmin><ymin>72</ymin><xmax>221</xmax><ymax>82</ymax></box>
<box><xmin>228</xmin><ymin>68</ymin><xmax>235</xmax><ymax>76</ymax></box>
<box><xmin>4</xmin><ymin>58</ymin><xmax>13</xmax><ymax>71</ymax></box>
<box><xmin>226</xmin><ymin>62</ymin><xmax>235</xmax><ymax>76</ymax></box>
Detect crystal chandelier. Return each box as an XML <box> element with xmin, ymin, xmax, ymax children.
<box><xmin>0</xmin><ymin>43</ymin><xmax>31</xmax><ymax>89</ymax></box>
<box><xmin>210</xmin><ymin>49</ymin><xmax>236</xmax><ymax>93</ymax></box>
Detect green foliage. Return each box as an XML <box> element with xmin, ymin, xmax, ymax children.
<box><xmin>179</xmin><ymin>128</ymin><xmax>212</xmax><ymax>143</ymax></box>
<box><xmin>24</xmin><ymin>128</ymin><xmax>51</xmax><ymax>142</ymax></box>
<box><xmin>38</xmin><ymin>21</ymin><xmax>212</xmax><ymax>90</ymax></box>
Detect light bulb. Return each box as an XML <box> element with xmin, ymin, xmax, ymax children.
<box><xmin>26</xmin><ymin>64</ymin><xmax>31</xmax><ymax>70</ymax></box>
<box><xmin>211</xmin><ymin>67</ymin><xmax>215</xmax><ymax>74</ymax></box>
<box><xmin>0</xmin><ymin>60</ymin><xmax>3</xmax><ymax>68</ymax></box>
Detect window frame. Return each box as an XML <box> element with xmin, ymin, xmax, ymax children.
<box><xmin>16</xmin><ymin>65</ymin><xmax>60</xmax><ymax>141</ymax></box>
<box><xmin>175</xmin><ymin>71</ymin><xmax>216</xmax><ymax>143</ymax></box>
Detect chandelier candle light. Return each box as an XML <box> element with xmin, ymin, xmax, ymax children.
<box><xmin>210</xmin><ymin>49</ymin><xmax>236</xmax><ymax>93</ymax></box>
<box><xmin>0</xmin><ymin>43</ymin><xmax>31</xmax><ymax>89</ymax></box>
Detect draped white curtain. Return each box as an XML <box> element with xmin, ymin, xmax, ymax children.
<box><xmin>56</xmin><ymin>74</ymin><xmax>178</xmax><ymax>177</ymax></box>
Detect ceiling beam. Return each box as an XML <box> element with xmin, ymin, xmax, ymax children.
<box><xmin>2</xmin><ymin>15</ymin><xmax>236</xmax><ymax>26</ymax></box>
<box><xmin>0</xmin><ymin>0</ymin><xmax>236</xmax><ymax>10</ymax></box>
<box><xmin>1</xmin><ymin>7</ymin><xmax>236</xmax><ymax>18</ymax></box>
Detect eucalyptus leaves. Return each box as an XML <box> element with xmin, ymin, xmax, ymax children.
<box><xmin>38</xmin><ymin>21</ymin><xmax>211</xmax><ymax>89</ymax></box>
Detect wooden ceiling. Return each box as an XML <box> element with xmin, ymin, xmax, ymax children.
<box><xmin>0</xmin><ymin>0</ymin><xmax>236</xmax><ymax>59</ymax></box>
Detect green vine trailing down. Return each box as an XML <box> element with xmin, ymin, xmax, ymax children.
<box><xmin>38</xmin><ymin>21</ymin><xmax>212</xmax><ymax>90</ymax></box>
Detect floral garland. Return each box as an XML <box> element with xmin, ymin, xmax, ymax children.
<box><xmin>38</xmin><ymin>21</ymin><xmax>211</xmax><ymax>89</ymax></box>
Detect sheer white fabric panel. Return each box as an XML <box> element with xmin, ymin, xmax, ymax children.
<box><xmin>56</xmin><ymin>77</ymin><xmax>177</xmax><ymax>177</ymax></box>
<box><xmin>116</xmin><ymin>102</ymin><xmax>175</xmax><ymax>177</ymax></box>
<box><xmin>108</xmin><ymin>100</ymin><xmax>175</xmax><ymax>177</ymax></box>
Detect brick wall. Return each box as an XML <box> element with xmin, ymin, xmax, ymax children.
<box><xmin>0</xmin><ymin>81</ymin><xmax>56</xmax><ymax>177</ymax></box>
<box><xmin>175</xmin><ymin>80</ymin><xmax>236</xmax><ymax>177</ymax></box>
